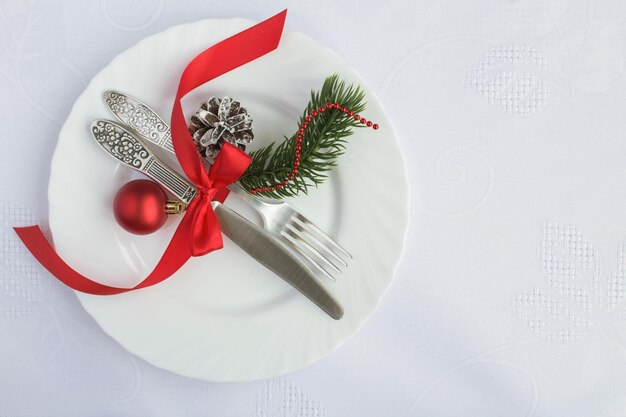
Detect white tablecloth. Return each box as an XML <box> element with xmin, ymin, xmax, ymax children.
<box><xmin>2</xmin><ymin>0</ymin><xmax>626</xmax><ymax>415</ymax></box>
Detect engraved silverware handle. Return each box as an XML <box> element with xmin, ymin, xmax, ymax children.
<box><xmin>90</xmin><ymin>120</ymin><xmax>198</xmax><ymax>205</ymax></box>
<box><xmin>104</xmin><ymin>91</ymin><xmax>174</xmax><ymax>152</ymax></box>
<box><xmin>105</xmin><ymin>90</ymin><xmax>213</xmax><ymax>170</ymax></box>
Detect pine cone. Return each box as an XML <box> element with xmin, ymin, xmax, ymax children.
<box><xmin>188</xmin><ymin>96</ymin><xmax>254</xmax><ymax>163</ymax></box>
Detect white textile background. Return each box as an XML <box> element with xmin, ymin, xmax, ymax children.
<box><xmin>2</xmin><ymin>0</ymin><xmax>626</xmax><ymax>415</ymax></box>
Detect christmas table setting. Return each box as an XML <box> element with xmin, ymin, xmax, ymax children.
<box><xmin>3</xmin><ymin>0</ymin><xmax>626</xmax><ymax>416</ymax></box>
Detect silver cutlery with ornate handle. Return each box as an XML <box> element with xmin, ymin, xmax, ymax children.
<box><xmin>91</xmin><ymin>119</ymin><xmax>343</xmax><ymax>320</ymax></box>
<box><xmin>104</xmin><ymin>90</ymin><xmax>351</xmax><ymax>281</ymax></box>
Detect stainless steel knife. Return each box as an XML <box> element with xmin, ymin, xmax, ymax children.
<box><xmin>103</xmin><ymin>90</ymin><xmax>353</xmax><ymax>283</ymax></box>
<box><xmin>90</xmin><ymin>119</ymin><xmax>343</xmax><ymax>320</ymax></box>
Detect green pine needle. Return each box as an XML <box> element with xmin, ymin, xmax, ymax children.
<box><xmin>237</xmin><ymin>74</ymin><xmax>367</xmax><ymax>199</ymax></box>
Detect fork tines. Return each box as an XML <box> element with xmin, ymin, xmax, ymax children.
<box><xmin>280</xmin><ymin>213</ymin><xmax>351</xmax><ymax>281</ymax></box>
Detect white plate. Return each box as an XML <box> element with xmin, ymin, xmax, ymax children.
<box><xmin>48</xmin><ymin>17</ymin><xmax>409</xmax><ymax>381</ymax></box>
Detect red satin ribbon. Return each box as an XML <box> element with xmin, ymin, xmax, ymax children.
<box><xmin>13</xmin><ymin>10</ymin><xmax>288</xmax><ymax>294</ymax></box>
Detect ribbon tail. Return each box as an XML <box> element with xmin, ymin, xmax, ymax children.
<box><xmin>14</xmin><ymin>220</ymin><xmax>193</xmax><ymax>295</ymax></box>
<box><xmin>171</xmin><ymin>10</ymin><xmax>286</xmax><ymax>187</ymax></box>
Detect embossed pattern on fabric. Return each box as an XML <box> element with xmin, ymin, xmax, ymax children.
<box><xmin>467</xmin><ymin>44</ymin><xmax>548</xmax><ymax>116</ymax></box>
<box><xmin>512</xmin><ymin>222</ymin><xmax>626</xmax><ymax>343</ymax></box>
<box><xmin>0</xmin><ymin>201</ymin><xmax>44</xmax><ymax>317</ymax></box>
<box><xmin>255</xmin><ymin>379</ymin><xmax>325</xmax><ymax>417</ymax></box>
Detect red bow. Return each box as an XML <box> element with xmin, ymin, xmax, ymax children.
<box><xmin>182</xmin><ymin>144</ymin><xmax>251</xmax><ymax>256</ymax></box>
<box><xmin>13</xmin><ymin>10</ymin><xmax>287</xmax><ymax>294</ymax></box>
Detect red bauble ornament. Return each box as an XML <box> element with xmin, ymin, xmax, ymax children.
<box><xmin>114</xmin><ymin>179</ymin><xmax>168</xmax><ymax>235</ymax></box>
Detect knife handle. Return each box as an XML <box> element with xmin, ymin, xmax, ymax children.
<box><xmin>91</xmin><ymin>120</ymin><xmax>197</xmax><ymax>205</ymax></box>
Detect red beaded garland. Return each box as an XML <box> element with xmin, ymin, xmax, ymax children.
<box><xmin>249</xmin><ymin>102</ymin><xmax>380</xmax><ymax>194</ymax></box>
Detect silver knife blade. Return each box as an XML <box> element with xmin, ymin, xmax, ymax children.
<box><xmin>213</xmin><ymin>202</ymin><xmax>343</xmax><ymax>320</ymax></box>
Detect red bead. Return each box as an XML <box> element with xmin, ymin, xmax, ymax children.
<box><xmin>373</xmin><ymin>124</ymin><xmax>379</xmax><ymax>130</ymax></box>
<box><xmin>282</xmin><ymin>180</ymin><xmax>289</xmax><ymax>185</ymax></box>
<box><xmin>334</xmin><ymin>103</ymin><xmax>340</xmax><ymax>109</ymax></box>
<box><xmin>361</xmin><ymin>118</ymin><xmax>367</xmax><ymax>124</ymax></box>
<box><xmin>340</xmin><ymin>106</ymin><xmax>347</xmax><ymax>112</ymax></box>
<box><xmin>298</xmin><ymin>129</ymin><xmax>305</xmax><ymax>135</ymax></box>
<box><xmin>366</xmin><ymin>121</ymin><xmax>373</xmax><ymax>127</ymax></box>
<box><xmin>319</xmin><ymin>107</ymin><xmax>325</xmax><ymax>113</ymax></box>
<box><xmin>261</xmin><ymin>187</ymin><xmax>267</xmax><ymax>192</ymax></box>
<box><xmin>296</xmin><ymin>144</ymin><xmax>302</xmax><ymax>150</ymax></box>
<box><xmin>348</xmin><ymin>111</ymin><xmax>354</xmax><ymax>116</ymax></box>
<box><xmin>114</xmin><ymin>180</ymin><xmax>168</xmax><ymax>235</ymax></box>
<box><xmin>326</xmin><ymin>103</ymin><xmax>333</xmax><ymax>109</ymax></box>
<box><xmin>268</xmin><ymin>186</ymin><xmax>275</xmax><ymax>191</ymax></box>
<box><xmin>305</xmin><ymin>116</ymin><xmax>312</xmax><ymax>122</ymax></box>
<box><xmin>295</xmin><ymin>151</ymin><xmax>301</xmax><ymax>158</ymax></box>
<box><xmin>294</xmin><ymin>160</ymin><xmax>300</xmax><ymax>167</ymax></box>
<box><xmin>276</xmin><ymin>184</ymin><xmax>283</xmax><ymax>189</ymax></box>
<box><xmin>311</xmin><ymin>111</ymin><xmax>317</xmax><ymax>116</ymax></box>
<box><xmin>354</xmin><ymin>114</ymin><xmax>361</xmax><ymax>121</ymax></box>
<box><xmin>301</xmin><ymin>123</ymin><xmax>308</xmax><ymax>129</ymax></box>
<box><xmin>292</xmin><ymin>167</ymin><xmax>299</xmax><ymax>174</ymax></box>
<box><xmin>288</xmin><ymin>174</ymin><xmax>295</xmax><ymax>180</ymax></box>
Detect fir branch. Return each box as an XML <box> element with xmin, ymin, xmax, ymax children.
<box><xmin>237</xmin><ymin>74</ymin><xmax>366</xmax><ymax>199</ymax></box>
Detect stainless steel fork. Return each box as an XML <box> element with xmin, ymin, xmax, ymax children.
<box><xmin>229</xmin><ymin>186</ymin><xmax>351</xmax><ymax>281</ymax></box>
<box><xmin>104</xmin><ymin>90</ymin><xmax>352</xmax><ymax>280</ymax></box>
